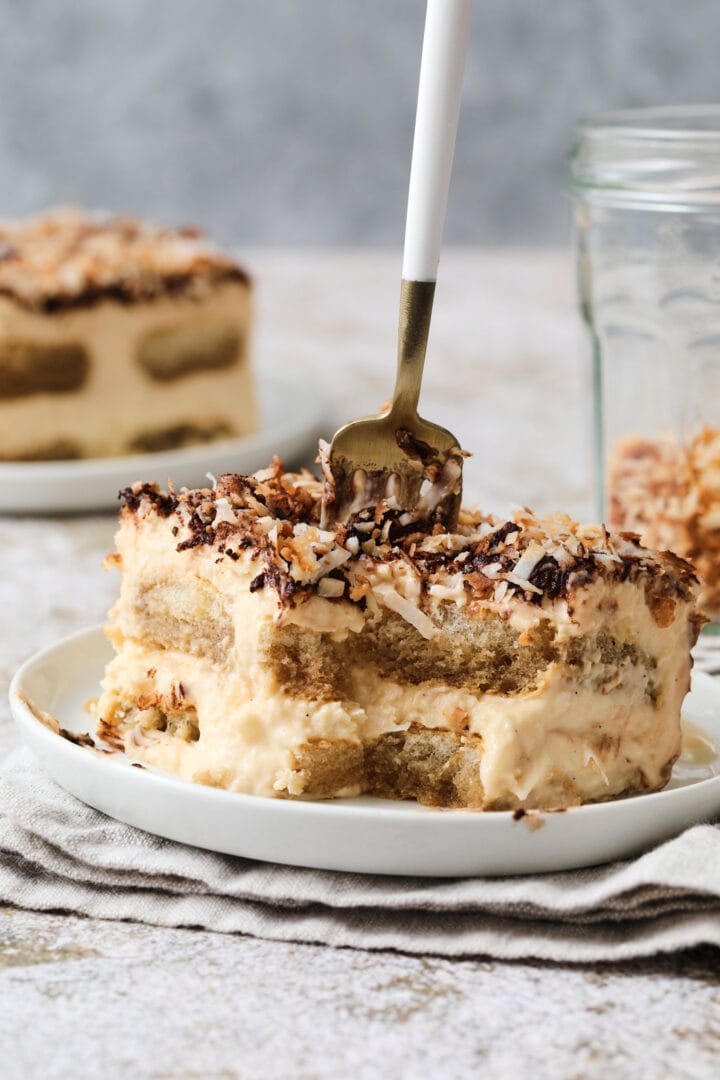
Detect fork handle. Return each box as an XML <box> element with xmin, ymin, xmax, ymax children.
<box><xmin>401</xmin><ymin>0</ymin><xmax>472</xmax><ymax>282</ymax></box>
<box><xmin>393</xmin><ymin>0</ymin><xmax>471</xmax><ymax>422</ymax></box>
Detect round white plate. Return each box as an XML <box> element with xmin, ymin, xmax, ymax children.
<box><xmin>9</xmin><ymin>625</ymin><xmax>720</xmax><ymax>878</ymax></box>
<box><xmin>0</xmin><ymin>375</ymin><xmax>324</xmax><ymax>514</ymax></box>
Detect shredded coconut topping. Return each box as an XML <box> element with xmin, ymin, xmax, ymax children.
<box><xmin>118</xmin><ymin>456</ymin><xmax>700</xmax><ymax>636</ymax></box>
<box><xmin>0</xmin><ymin>207</ymin><xmax>249</xmax><ymax>311</ymax></box>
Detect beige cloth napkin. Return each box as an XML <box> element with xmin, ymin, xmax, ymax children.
<box><xmin>0</xmin><ymin>746</ymin><xmax>718</xmax><ymax>963</ymax></box>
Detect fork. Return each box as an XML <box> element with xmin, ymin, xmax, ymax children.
<box><xmin>321</xmin><ymin>0</ymin><xmax>472</xmax><ymax>530</ymax></box>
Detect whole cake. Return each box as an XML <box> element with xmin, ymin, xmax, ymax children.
<box><xmin>0</xmin><ymin>208</ymin><xmax>255</xmax><ymax>460</ymax></box>
<box><xmin>95</xmin><ymin>462</ymin><xmax>703</xmax><ymax>809</ymax></box>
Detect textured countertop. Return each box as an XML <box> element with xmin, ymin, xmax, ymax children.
<box><xmin>1</xmin><ymin>250</ymin><xmax>718</xmax><ymax>1079</ymax></box>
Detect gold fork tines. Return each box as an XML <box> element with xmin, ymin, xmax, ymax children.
<box><xmin>320</xmin><ymin>279</ymin><xmax>463</xmax><ymax>530</ymax></box>
<box><xmin>321</xmin><ymin>0</ymin><xmax>471</xmax><ymax>529</ymax></box>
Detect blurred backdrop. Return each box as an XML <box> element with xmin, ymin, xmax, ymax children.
<box><xmin>0</xmin><ymin>0</ymin><xmax>717</xmax><ymax>247</ymax></box>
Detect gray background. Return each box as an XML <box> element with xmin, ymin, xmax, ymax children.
<box><xmin>0</xmin><ymin>0</ymin><xmax>717</xmax><ymax>247</ymax></box>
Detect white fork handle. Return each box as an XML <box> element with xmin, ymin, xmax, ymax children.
<box><xmin>402</xmin><ymin>0</ymin><xmax>472</xmax><ymax>283</ymax></box>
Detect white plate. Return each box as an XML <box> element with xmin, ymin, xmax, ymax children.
<box><xmin>9</xmin><ymin>625</ymin><xmax>720</xmax><ymax>878</ymax></box>
<box><xmin>0</xmin><ymin>375</ymin><xmax>323</xmax><ymax>514</ymax></box>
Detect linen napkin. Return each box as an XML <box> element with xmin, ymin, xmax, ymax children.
<box><xmin>0</xmin><ymin>748</ymin><xmax>719</xmax><ymax>963</ymax></box>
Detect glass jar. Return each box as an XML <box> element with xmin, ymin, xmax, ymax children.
<box><xmin>569</xmin><ymin>105</ymin><xmax>720</xmax><ymax>625</ymax></box>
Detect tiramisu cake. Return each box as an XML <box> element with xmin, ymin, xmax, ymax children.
<box><xmin>0</xmin><ymin>208</ymin><xmax>255</xmax><ymax>461</ymax></box>
<box><xmin>94</xmin><ymin>460</ymin><xmax>703</xmax><ymax>810</ymax></box>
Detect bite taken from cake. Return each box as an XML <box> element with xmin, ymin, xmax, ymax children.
<box><xmin>93</xmin><ymin>460</ymin><xmax>703</xmax><ymax>811</ymax></box>
<box><xmin>0</xmin><ymin>208</ymin><xmax>255</xmax><ymax>461</ymax></box>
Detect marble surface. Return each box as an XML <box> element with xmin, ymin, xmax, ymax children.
<box><xmin>1</xmin><ymin>250</ymin><xmax>718</xmax><ymax>1078</ymax></box>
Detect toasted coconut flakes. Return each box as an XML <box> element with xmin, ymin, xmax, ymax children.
<box><xmin>253</xmin><ymin>466</ymin><xmax>279</xmax><ymax>483</ymax></box>
<box><xmin>494</xmin><ymin>527</ymin><xmax>519</xmax><ymax>548</ymax></box>
<box><xmin>213</xmin><ymin>497</ymin><xmax>237</xmax><ymax>526</ymax></box>
<box><xmin>592</xmin><ymin>550</ymin><xmax>623</xmax><ymax>569</ymax></box>
<box><xmin>128</xmin><ymin>451</ymin><xmax>699</xmax><ymax>622</ymax></box>
<box><xmin>317</xmin><ymin>577</ymin><xmax>346</xmax><ymax>598</ymax></box>
<box><xmin>415</xmin><ymin>455</ymin><xmax>463</xmax><ymax>515</ymax></box>
<box><xmin>296</xmin><ymin>524</ymin><xmax>335</xmax><ymax>546</ymax></box>
<box><xmin>317</xmin><ymin>440</ymin><xmax>333</xmax><ymax>484</ymax></box>
<box><xmin>428</xmin><ymin>579</ymin><xmax>467</xmax><ymax>604</ymax></box>
<box><xmin>494</xmin><ymin>580</ymin><xmax>509</xmax><ymax>601</ymax></box>
<box><xmin>288</xmin><ymin>543</ymin><xmax>353</xmax><ymax>585</ymax></box>
<box><xmin>371</xmin><ymin>581</ymin><xmax>437</xmax><ymax>639</ymax></box>
<box><xmin>313</xmin><ymin>547</ymin><xmax>352</xmax><ymax>579</ymax></box>
<box><xmin>482</xmin><ymin>561</ymin><xmax>503</xmax><ymax>580</ymax></box>
<box><xmin>418</xmin><ymin>532</ymin><xmax>468</xmax><ymax>554</ymax></box>
<box><xmin>512</xmin><ymin>542</ymin><xmax>545</xmax><ymax>582</ymax></box>
<box><xmin>614</xmin><ymin>536</ymin><xmax>645</xmax><ymax>558</ymax></box>
<box><xmin>360</xmin><ymin>582</ymin><xmax>380</xmax><ymax>616</ymax></box>
<box><xmin>550</xmin><ymin>545</ymin><xmax>575</xmax><ymax>569</ymax></box>
<box><xmin>505</xmin><ymin>571</ymin><xmax>543</xmax><ymax>595</ymax></box>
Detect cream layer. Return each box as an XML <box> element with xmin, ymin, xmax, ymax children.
<box><xmin>97</xmin><ymin>638</ymin><xmax>685</xmax><ymax>804</ymax></box>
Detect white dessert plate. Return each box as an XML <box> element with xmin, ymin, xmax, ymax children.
<box><xmin>9</xmin><ymin>625</ymin><xmax>720</xmax><ymax>878</ymax></box>
<box><xmin>0</xmin><ymin>375</ymin><xmax>324</xmax><ymax>514</ymax></box>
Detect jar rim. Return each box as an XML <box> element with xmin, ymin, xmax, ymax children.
<box><xmin>577</xmin><ymin>104</ymin><xmax>720</xmax><ymax>142</ymax></box>
<box><xmin>569</xmin><ymin>104</ymin><xmax>720</xmax><ymax>208</ymax></box>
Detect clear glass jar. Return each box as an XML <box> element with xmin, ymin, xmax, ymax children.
<box><xmin>569</xmin><ymin>105</ymin><xmax>720</xmax><ymax>625</ymax></box>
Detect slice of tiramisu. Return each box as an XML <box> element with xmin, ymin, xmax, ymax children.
<box><xmin>0</xmin><ymin>208</ymin><xmax>255</xmax><ymax>461</ymax></box>
<box><xmin>95</xmin><ymin>461</ymin><xmax>703</xmax><ymax>810</ymax></box>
